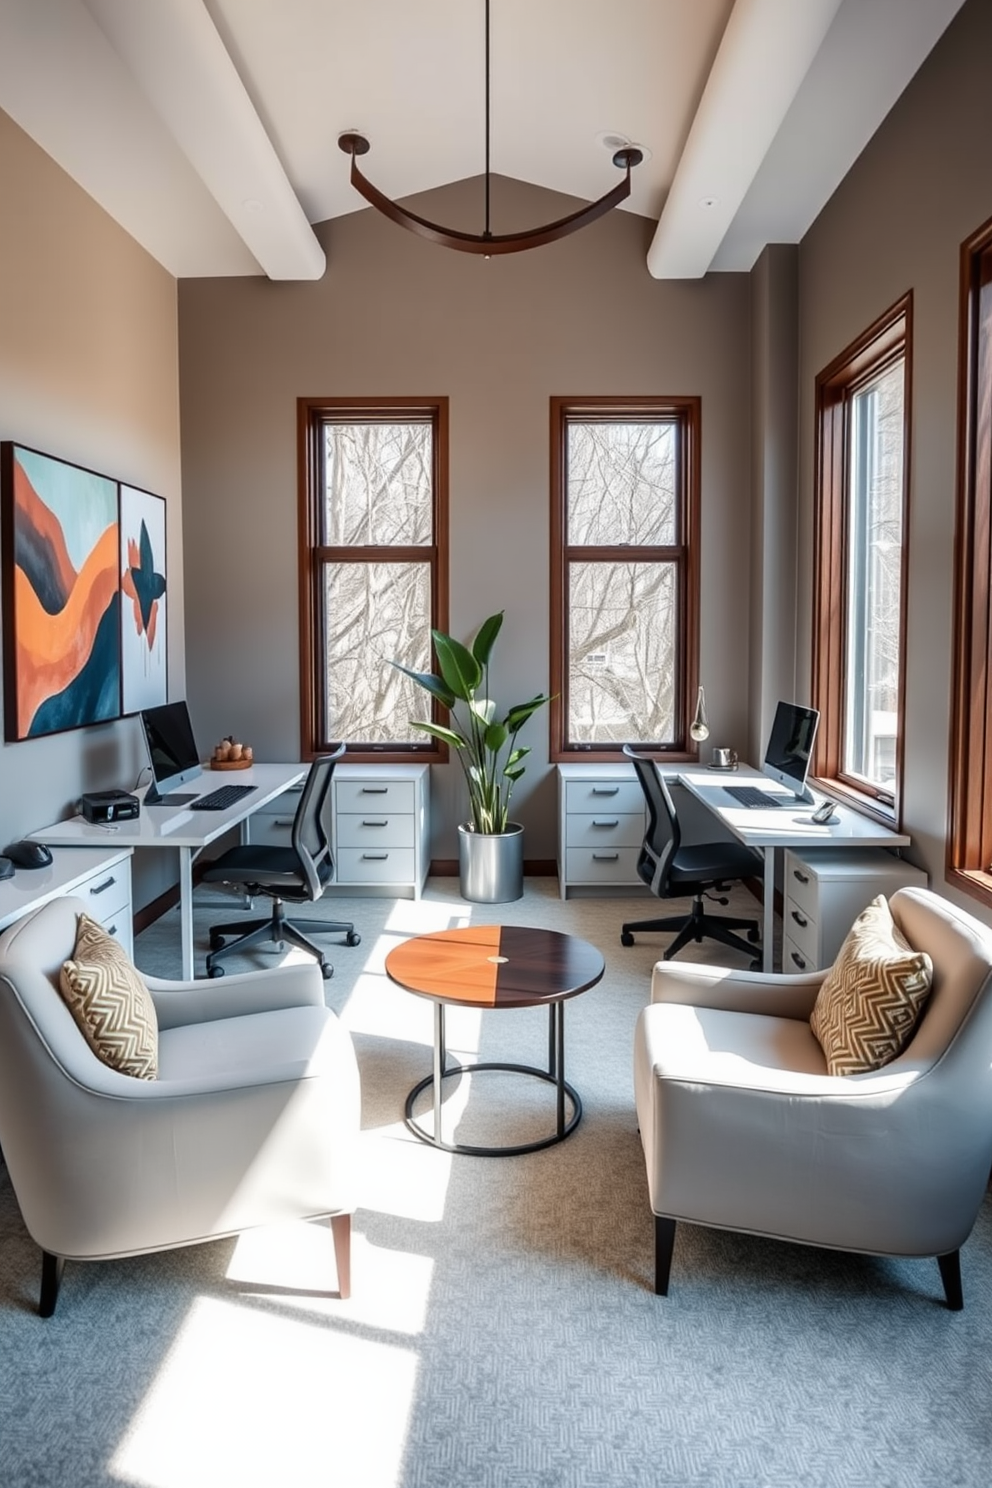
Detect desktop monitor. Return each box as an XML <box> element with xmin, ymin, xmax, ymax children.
<box><xmin>140</xmin><ymin>700</ymin><xmax>203</xmax><ymax>804</ymax></box>
<box><xmin>762</xmin><ymin>700</ymin><xmax>820</xmax><ymax>803</ymax></box>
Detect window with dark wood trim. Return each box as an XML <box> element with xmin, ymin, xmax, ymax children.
<box><xmin>297</xmin><ymin>397</ymin><xmax>449</xmax><ymax>762</ymax></box>
<box><xmin>811</xmin><ymin>295</ymin><xmax>912</xmax><ymax>824</ymax></box>
<box><xmin>550</xmin><ymin>396</ymin><xmax>700</xmax><ymax>762</ymax></box>
<box><xmin>949</xmin><ymin>217</ymin><xmax>992</xmax><ymax>906</ymax></box>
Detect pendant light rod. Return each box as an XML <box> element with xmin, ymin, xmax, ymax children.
<box><xmin>337</xmin><ymin>3</ymin><xmax>643</xmax><ymax>257</ymax></box>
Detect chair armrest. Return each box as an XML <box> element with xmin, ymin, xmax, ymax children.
<box><xmin>145</xmin><ymin>961</ymin><xmax>326</xmax><ymax>1030</ymax></box>
<box><xmin>649</xmin><ymin>959</ymin><xmax>826</xmax><ymax>1020</ymax></box>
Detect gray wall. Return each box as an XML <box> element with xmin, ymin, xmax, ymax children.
<box><xmin>178</xmin><ymin>176</ymin><xmax>752</xmax><ymax>863</ymax></box>
<box><xmin>795</xmin><ymin>0</ymin><xmax>992</xmax><ymax>912</ymax></box>
<box><xmin>0</xmin><ymin>108</ymin><xmax>183</xmax><ymax>908</ymax></box>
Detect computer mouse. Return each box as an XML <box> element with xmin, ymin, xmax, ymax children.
<box><xmin>4</xmin><ymin>840</ymin><xmax>54</xmax><ymax>870</ymax></box>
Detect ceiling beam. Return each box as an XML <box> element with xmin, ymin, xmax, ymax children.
<box><xmin>84</xmin><ymin>0</ymin><xmax>325</xmax><ymax>281</ymax></box>
<box><xmin>647</xmin><ymin>0</ymin><xmax>843</xmax><ymax>280</ymax></box>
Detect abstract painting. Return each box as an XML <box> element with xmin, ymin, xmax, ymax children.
<box><xmin>120</xmin><ymin>484</ymin><xmax>167</xmax><ymax>713</ymax></box>
<box><xmin>1</xmin><ymin>444</ymin><xmax>121</xmax><ymax>741</ymax></box>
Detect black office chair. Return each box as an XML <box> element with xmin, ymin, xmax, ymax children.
<box><xmin>619</xmin><ymin>744</ymin><xmax>763</xmax><ymax>964</ymax></box>
<box><xmin>202</xmin><ymin>746</ymin><xmax>360</xmax><ymax>980</ymax></box>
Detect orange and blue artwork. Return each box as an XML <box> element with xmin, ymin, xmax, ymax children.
<box><xmin>120</xmin><ymin>484</ymin><xmax>167</xmax><ymax>713</ymax></box>
<box><xmin>2</xmin><ymin>444</ymin><xmax>121</xmax><ymax>741</ymax></box>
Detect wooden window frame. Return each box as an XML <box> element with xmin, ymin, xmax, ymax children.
<box><xmin>948</xmin><ymin>216</ymin><xmax>992</xmax><ymax>907</ymax></box>
<box><xmin>811</xmin><ymin>294</ymin><xmax>912</xmax><ymax>825</ymax></box>
<box><xmin>549</xmin><ymin>395</ymin><xmax>701</xmax><ymax>763</ymax></box>
<box><xmin>297</xmin><ymin>396</ymin><xmax>449</xmax><ymax>763</ymax></box>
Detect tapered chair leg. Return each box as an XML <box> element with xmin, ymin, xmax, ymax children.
<box><xmin>938</xmin><ymin>1249</ymin><xmax>963</xmax><ymax>1310</ymax></box>
<box><xmin>654</xmin><ymin>1216</ymin><xmax>676</xmax><ymax>1296</ymax></box>
<box><xmin>331</xmin><ymin>1213</ymin><xmax>352</xmax><ymax>1299</ymax></box>
<box><xmin>39</xmin><ymin>1251</ymin><xmax>64</xmax><ymax>1318</ymax></box>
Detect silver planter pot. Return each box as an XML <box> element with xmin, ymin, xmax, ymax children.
<box><xmin>457</xmin><ymin>822</ymin><xmax>524</xmax><ymax>903</ymax></box>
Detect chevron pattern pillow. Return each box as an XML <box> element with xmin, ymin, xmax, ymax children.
<box><xmin>810</xmin><ymin>895</ymin><xmax>933</xmax><ymax>1077</ymax></box>
<box><xmin>60</xmin><ymin>914</ymin><xmax>158</xmax><ymax>1079</ymax></box>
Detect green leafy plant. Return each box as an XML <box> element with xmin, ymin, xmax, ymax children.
<box><xmin>391</xmin><ymin>612</ymin><xmax>552</xmax><ymax>835</ymax></box>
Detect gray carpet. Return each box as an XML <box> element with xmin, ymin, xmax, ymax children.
<box><xmin>1</xmin><ymin>878</ymin><xmax>990</xmax><ymax>1488</ymax></box>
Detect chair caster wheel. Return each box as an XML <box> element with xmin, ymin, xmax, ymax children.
<box><xmin>345</xmin><ymin>931</ymin><xmax>361</xmax><ymax>947</ymax></box>
<box><xmin>748</xmin><ymin>927</ymin><xmax>760</xmax><ymax>942</ymax></box>
<box><xmin>320</xmin><ymin>961</ymin><xmax>334</xmax><ymax>980</ymax></box>
<box><xmin>207</xmin><ymin>964</ymin><xmax>225</xmax><ymax>978</ymax></box>
<box><xmin>749</xmin><ymin>959</ymin><xmax>762</xmax><ymax>973</ymax></box>
<box><xmin>620</xmin><ymin>931</ymin><xmax>635</xmax><ymax>947</ymax></box>
<box><xmin>209</xmin><ymin>932</ymin><xmax>225</xmax><ymax>951</ymax></box>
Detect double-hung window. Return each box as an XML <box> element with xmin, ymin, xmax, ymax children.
<box><xmin>297</xmin><ymin>398</ymin><xmax>448</xmax><ymax>760</ymax></box>
<box><xmin>812</xmin><ymin>296</ymin><xmax>912</xmax><ymax>820</ymax></box>
<box><xmin>550</xmin><ymin>397</ymin><xmax>700</xmax><ymax>759</ymax></box>
<box><xmin>949</xmin><ymin>217</ymin><xmax>992</xmax><ymax>904</ymax></box>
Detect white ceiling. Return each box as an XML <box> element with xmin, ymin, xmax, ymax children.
<box><xmin>0</xmin><ymin>0</ymin><xmax>967</xmax><ymax>281</ymax></box>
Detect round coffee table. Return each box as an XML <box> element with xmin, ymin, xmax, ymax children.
<box><xmin>385</xmin><ymin>924</ymin><xmax>605</xmax><ymax>1156</ymax></box>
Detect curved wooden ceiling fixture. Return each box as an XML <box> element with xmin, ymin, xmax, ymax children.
<box><xmin>337</xmin><ymin>0</ymin><xmax>643</xmax><ymax>257</ymax></box>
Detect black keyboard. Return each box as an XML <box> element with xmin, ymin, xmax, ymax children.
<box><xmin>189</xmin><ymin>784</ymin><xmax>257</xmax><ymax>812</ymax></box>
<box><xmin>724</xmin><ymin>784</ymin><xmax>785</xmax><ymax>809</ymax></box>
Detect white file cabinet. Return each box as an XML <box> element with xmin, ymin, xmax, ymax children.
<box><xmin>0</xmin><ymin>847</ymin><xmax>133</xmax><ymax>957</ymax></box>
<box><xmin>249</xmin><ymin>763</ymin><xmax>430</xmax><ymax>899</ymax></box>
<box><xmin>557</xmin><ymin>765</ymin><xmax>647</xmax><ymax>897</ymax></box>
<box><xmin>782</xmin><ymin>847</ymin><xmax>927</xmax><ymax>974</ymax></box>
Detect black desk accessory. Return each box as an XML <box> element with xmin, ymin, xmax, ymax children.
<box><xmin>0</xmin><ymin>856</ymin><xmax>12</xmax><ymax>880</ymax></box>
<box><xmin>4</xmin><ymin>841</ymin><xmax>53</xmax><ymax>870</ymax></box>
<box><xmin>80</xmin><ymin>790</ymin><xmax>140</xmax><ymax>824</ymax></box>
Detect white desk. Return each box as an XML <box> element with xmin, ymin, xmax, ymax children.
<box><xmin>675</xmin><ymin>764</ymin><xmax>912</xmax><ymax>972</ymax></box>
<box><xmin>0</xmin><ymin>845</ymin><xmax>133</xmax><ymax>943</ymax></box>
<box><xmin>32</xmin><ymin>763</ymin><xmax>306</xmax><ymax>979</ymax></box>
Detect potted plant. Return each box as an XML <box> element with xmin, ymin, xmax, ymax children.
<box><xmin>392</xmin><ymin>611</ymin><xmax>551</xmax><ymax>902</ymax></box>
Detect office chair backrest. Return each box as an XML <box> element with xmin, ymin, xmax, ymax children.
<box><xmin>292</xmin><ymin>744</ymin><xmax>345</xmax><ymax>901</ymax></box>
<box><xmin>623</xmin><ymin>745</ymin><xmax>680</xmax><ymax>897</ymax></box>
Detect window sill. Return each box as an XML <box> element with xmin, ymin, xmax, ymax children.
<box><xmin>946</xmin><ymin>867</ymin><xmax>992</xmax><ymax>913</ymax></box>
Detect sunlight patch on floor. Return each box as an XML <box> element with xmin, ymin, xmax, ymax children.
<box><xmin>112</xmin><ymin>1291</ymin><xmax>418</xmax><ymax>1488</ymax></box>
<box><xmin>358</xmin><ymin>1127</ymin><xmax>455</xmax><ymax>1225</ymax></box>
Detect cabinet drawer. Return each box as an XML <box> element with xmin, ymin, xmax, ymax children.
<box><xmin>565</xmin><ymin>847</ymin><xmax>642</xmax><ymax>885</ymax></box>
<box><xmin>565</xmin><ymin>812</ymin><xmax>644</xmax><ymax>849</ymax></box>
<box><xmin>77</xmin><ymin>868</ymin><xmax>130</xmax><ymax>924</ymax></box>
<box><xmin>249</xmin><ymin>815</ymin><xmax>295</xmax><ymax>847</ymax></box>
<box><xmin>783</xmin><ymin>853</ymin><xmax>820</xmax><ymax>918</ymax></box>
<box><xmin>783</xmin><ymin>899</ymin><xmax>819</xmax><ymax>965</ymax></box>
<box><xmin>782</xmin><ymin>932</ymin><xmax>817</xmax><ymax>976</ymax></box>
<box><xmin>565</xmin><ymin>780</ymin><xmax>644</xmax><ymax>816</ymax></box>
<box><xmin>336</xmin><ymin>847</ymin><xmax>416</xmax><ymax>884</ymax></box>
<box><xmin>336</xmin><ymin>780</ymin><xmax>415</xmax><ymax>814</ymax></box>
<box><xmin>336</xmin><ymin>814</ymin><xmax>414</xmax><ymax>850</ymax></box>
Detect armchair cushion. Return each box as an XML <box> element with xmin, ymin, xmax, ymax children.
<box><xmin>810</xmin><ymin>894</ymin><xmax>933</xmax><ymax>1076</ymax></box>
<box><xmin>59</xmin><ymin>913</ymin><xmax>158</xmax><ymax>1079</ymax></box>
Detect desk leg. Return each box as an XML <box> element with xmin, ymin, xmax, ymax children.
<box><xmin>179</xmin><ymin>846</ymin><xmax>194</xmax><ymax>980</ymax></box>
<box><xmin>763</xmin><ymin>846</ymin><xmax>776</xmax><ymax>974</ymax></box>
<box><xmin>433</xmin><ymin>1002</ymin><xmax>446</xmax><ymax>1146</ymax></box>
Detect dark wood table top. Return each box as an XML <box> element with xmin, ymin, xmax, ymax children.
<box><xmin>384</xmin><ymin>924</ymin><xmax>606</xmax><ymax>1010</ymax></box>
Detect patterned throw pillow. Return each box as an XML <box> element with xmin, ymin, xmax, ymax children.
<box><xmin>60</xmin><ymin>914</ymin><xmax>158</xmax><ymax>1079</ymax></box>
<box><xmin>810</xmin><ymin>894</ymin><xmax>933</xmax><ymax>1077</ymax></box>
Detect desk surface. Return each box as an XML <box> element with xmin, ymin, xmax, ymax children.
<box><xmin>0</xmin><ymin>845</ymin><xmax>133</xmax><ymax>934</ymax></box>
<box><xmin>676</xmin><ymin>764</ymin><xmax>911</xmax><ymax>850</ymax></box>
<box><xmin>32</xmin><ymin>762</ymin><xmax>307</xmax><ymax>850</ymax></box>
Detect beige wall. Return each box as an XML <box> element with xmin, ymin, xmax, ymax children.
<box><xmin>178</xmin><ymin>176</ymin><xmax>752</xmax><ymax>861</ymax></box>
<box><xmin>0</xmin><ymin>108</ymin><xmax>182</xmax><ymax>904</ymax></box>
<box><xmin>796</xmin><ymin>0</ymin><xmax>992</xmax><ymax>912</ymax></box>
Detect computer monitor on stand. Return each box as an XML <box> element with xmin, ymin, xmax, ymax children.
<box><xmin>762</xmin><ymin>700</ymin><xmax>820</xmax><ymax>804</ymax></box>
<box><xmin>140</xmin><ymin>700</ymin><xmax>203</xmax><ymax>805</ymax></box>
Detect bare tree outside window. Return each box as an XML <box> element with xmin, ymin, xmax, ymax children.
<box><xmin>298</xmin><ymin>399</ymin><xmax>448</xmax><ymax>760</ymax></box>
<box><xmin>551</xmin><ymin>399</ymin><xmax>700</xmax><ymax>760</ymax></box>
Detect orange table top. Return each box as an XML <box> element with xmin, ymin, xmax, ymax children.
<box><xmin>384</xmin><ymin>924</ymin><xmax>605</xmax><ymax>1009</ymax></box>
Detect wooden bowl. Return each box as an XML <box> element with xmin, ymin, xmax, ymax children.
<box><xmin>209</xmin><ymin>757</ymin><xmax>253</xmax><ymax>770</ymax></box>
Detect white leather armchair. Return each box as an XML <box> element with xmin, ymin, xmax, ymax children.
<box><xmin>0</xmin><ymin>895</ymin><xmax>360</xmax><ymax>1316</ymax></box>
<box><xmin>633</xmin><ymin>886</ymin><xmax>992</xmax><ymax>1308</ymax></box>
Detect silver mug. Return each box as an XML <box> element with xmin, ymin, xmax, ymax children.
<box><xmin>711</xmin><ymin>747</ymin><xmax>738</xmax><ymax>770</ymax></box>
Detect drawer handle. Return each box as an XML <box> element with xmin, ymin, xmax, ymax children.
<box><xmin>792</xmin><ymin>869</ymin><xmax>810</xmax><ymax>885</ymax></box>
<box><xmin>88</xmin><ymin>876</ymin><xmax>117</xmax><ymax>896</ymax></box>
<box><xmin>591</xmin><ymin>786</ymin><xmax>619</xmax><ymax>796</ymax></box>
<box><xmin>361</xmin><ymin>819</ymin><xmax>389</xmax><ymax>827</ymax></box>
<box><xmin>362</xmin><ymin>852</ymin><xmax>389</xmax><ymax>860</ymax></box>
<box><xmin>360</xmin><ymin>787</ymin><xmax>389</xmax><ymax>795</ymax></box>
<box><xmin>106</xmin><ymin>924</ymin><xmax>118</xmax><ymax>937</ymax></box>
<box><xmin>592</xmin><ymin>819</ymin><xmax>619</xmax><ymax>828</ymax></box>
<box><xmin>790</xmin><ymin>909</ymin><xmax>808</xmax><ymax>928</ymax></box>
<box><xmin>790</xmin><ymin>950</ymin><xmax>808</xmax><ymax>970</ymax></box>
<box><xmin>273</xmin><ymin>818</ymin><xmax>295</xmax><ymax>827</ymax></box>
<box><xmin>592</xmin><ymin>852</ymin><xmax>619</xmax><ymax>861</ymax></box>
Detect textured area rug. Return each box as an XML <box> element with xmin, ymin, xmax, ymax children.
<box><xmin>0</xmin><ymin>878</ymin><xmax>990</xmax><ymax>1488</ymax></box>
